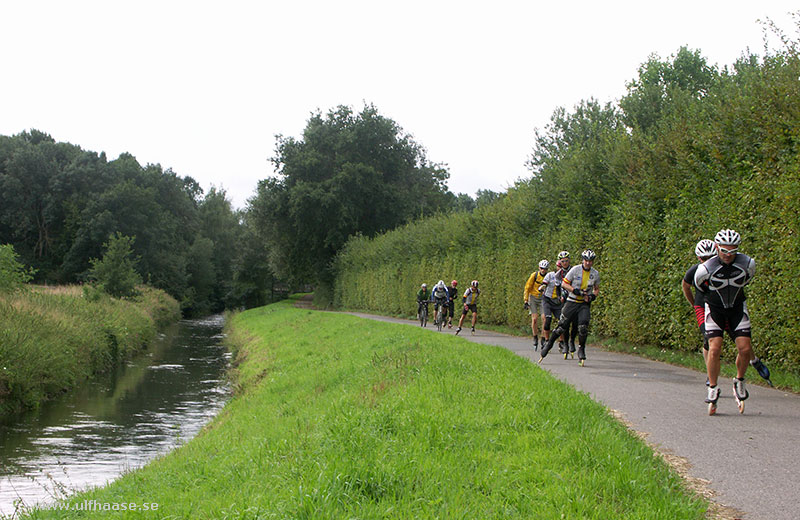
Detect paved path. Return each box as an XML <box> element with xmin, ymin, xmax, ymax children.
<box><xmin>347</xmin><ymin>312</ymin><xmax>799</xmax><ymax>520</ymax></box>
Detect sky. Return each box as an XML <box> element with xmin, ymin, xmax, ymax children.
<box><xmin>1</xmin><ymin>2</ymin><xmax>798</xmax><ymax>209</ymax></box>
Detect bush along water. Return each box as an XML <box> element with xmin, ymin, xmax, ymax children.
<box><xmin>0</xmin><ymin>285</ymin><xmax>180</xmax><ymax>417</ymax></box>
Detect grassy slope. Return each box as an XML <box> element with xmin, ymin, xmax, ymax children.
<box><xmin>26</xmin><ymin>299</ymin><xmax>707</xmax><ymax>519</ymax></box>
<box><xmin>0</xmin><ymin>285</ymin><xmax>180</xmax><ymax>416</ymax></box>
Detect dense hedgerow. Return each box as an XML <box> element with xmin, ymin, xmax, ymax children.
<box><xmin>333</xmin><ymin>43</ymin><xmax>800</xmax><ymax>369</ymax></box>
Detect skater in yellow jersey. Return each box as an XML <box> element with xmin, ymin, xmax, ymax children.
<box><xmin>523</xmin><ymin>260</ymin><xmax>549</xmax><ymax>349</ymax></box>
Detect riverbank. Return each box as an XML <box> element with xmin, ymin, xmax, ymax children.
<box><xmin>24</xmin><ymin>297</ymin><xmax>707</xmax><ymax>518</ymax></box>
<box><xmin>0</xmin><ymin>285</ymin><xmax>180</xmax><ymax>417</ymax></box>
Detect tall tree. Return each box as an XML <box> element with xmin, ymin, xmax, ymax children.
<box><xmin>250</xmin><ymin>104</ymin><xmax>452</xmax><ymax>285</ymax></box>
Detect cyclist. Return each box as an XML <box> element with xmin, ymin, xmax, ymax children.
<box><xmin>447</xmin><ymin>280</ymin><xmax>459</xmax><ymax>328</ymax></box>
<box><xmin>416</xmin><ymin>283</ymin><xmax>430</xmax><ymax>322</ymax></box>
<box><xmin>540</xmin><ymin>249</ymin><xmax>600</xmax><ymax>366</ymax></box>
<box><xmin>456</xmin><ymin>280</ymin><xmax>480</xmax><ymax>335</ymax></box>
<box><xmin>431</xmin><ymin>280</ymin><xmax>450</xmax><ymax>326</ymax></box>
<box><xmin>683</xmin><ymin>239</ymin><xmax>771</xmax><ymax>388</ymax></box>
<box><xmin>524</xmin><ymin>260</ymin><xmax>549</xmax><ymax>349</ymax></box>
<box><xmin>694</xmin><ymin>229</ymin><xmax>756</xmax><ymax>415</ymax></box>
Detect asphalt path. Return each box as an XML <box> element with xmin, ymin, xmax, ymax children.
<box><xmin>347</xmin><ymin>312</ymin><xmax>800</xmax><ymax>520</ymax></box>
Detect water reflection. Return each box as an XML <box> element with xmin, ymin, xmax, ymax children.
<box><xmin>0</xmin><ymin>315</ymin><xmax>230</xmax><ymax>516</ymax></box>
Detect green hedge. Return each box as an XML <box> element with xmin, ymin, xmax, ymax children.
<box><xmin>333</xmin><ymin>46</ymin><xmax>800</xmax><ymax>370</ymax></box>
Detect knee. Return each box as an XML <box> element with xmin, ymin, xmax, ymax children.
<box><xmin>578</xmin><ymin>324</ymin><xmax>589</xmax><ymax>337</ymax></box>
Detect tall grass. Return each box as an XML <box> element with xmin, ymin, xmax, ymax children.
<box><xmin>26</xmin><ymin>299</ymin><xmax>707</xmax><ymax>518</ymax></box>
<box><xmin>0</xmin><ymin>285</ymin><xmax>180</xmax><ymax>416</ymax></box>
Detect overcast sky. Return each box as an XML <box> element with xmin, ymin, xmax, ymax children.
<box><xmin>1</xmin><ymin>2</ymin><xmax>797</xmax><ymax>208</ymax></box>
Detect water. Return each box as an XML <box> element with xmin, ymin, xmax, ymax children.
<box><xmin>0</xmin><ymin>315</ymin><xmax>231</xmax><ymax>516</ymax></box>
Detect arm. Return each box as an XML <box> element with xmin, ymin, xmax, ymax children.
<box><xmin>523</xmin><ymin>273</ymin><xmax>535</xmax><ymax>302</ymax></box>
<box><xmin>681</xmin><ymin>280</ymin><xmax>695</xmax><ymax>306</ymax></box>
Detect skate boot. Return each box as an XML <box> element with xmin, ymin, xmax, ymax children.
<box><xmin>558</xmin><ymin>341</ymin><xmax>566</xmax><ymax>355</ymax></box>
<box><xmin>705</xmin><ymin>385</ymin><xmax>720</xmax><ymax>415</ymax></box>
<box><xmin>533</xmin><ymin>336</ymin><xmax>539</xmax><ymax>351</ymax></box>
<box><xmin>538</xmin><ymin>338</ymin><xmax>555</xmax><ymax>363</ymax></box>
<box><xmin>471</xmin><ymin>327</ymin><xmax>475</xmax><ymax>336</ymax></box>
<box><xmin>569</xmin><ymin>340</ymin><xmax>576</xmax><ymax>359</ymax></box>
<box><xmin>750</xmin><ymin>358</ymin><xmax>773</xmax><ymax>387</ymax></box>
<box><xmin>455</xmin><ymin>327</ymin><xmax>461</xmax><ymax>336</ymax></box>
<box><xmin>576</xmin><ymin>345</ymin><xmax>586</xmax><ymax>367</ymax></box>
<box><xmin>733</xmin><ymin>378</ymin><xmax>748</xmax><ymax>414</ymax></box>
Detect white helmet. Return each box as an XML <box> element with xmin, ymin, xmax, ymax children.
<box><xmin>437</xmin><ymin>280</ymin><xmax>445</xmax><ymax>288</ymax></box>
<box><xmin>694</xmin><ymin>239</ymin><xmax>715</xmax><ymax>258</ymax></box>
<box><xmin>581</xmin><ymin>249</ymin><xmax>596</xmax><ymax>261</ymax></box>
<box><xmin>538</xmin><ymin>259</ymin><xmax>549</xmax><ymax>269</ymax></box>
<box><xmin>714</xmin><ymin>229</ymin><xmax>741</xmax><ymax>247</ymax></box>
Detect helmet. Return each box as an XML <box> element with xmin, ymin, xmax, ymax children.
<box><xmin>557</xmin><ymin>251</ymin><xmax>570</xmax><ymax>260</ymax></box>
<box><xmin>538</xmin><ymin>259</ymin><xmax>549</xmax><ymax>269</ymax></box>
<box><xmin>471</xmin><ymin>280</ymin><xmax>479</xmax><ymax>288</ymax></box>
<box><xmin>437</xmin><ymin>280</ymin><xmax>445</xmax><ymax>288</ymax></box>
<box><xmin>421</xmin><ymin>283</ymin><xmax>427</xmax><ymax>288</ymax></box>
<box><xmin>581</xmin><ymin>249</ymin><xmax>596</xmax><ymax>261</ymax></box>
<box><xmin>451</xmin><ymin>280</ymin><xmax>457</xmax><ymax>286</ymax></box>
<box><xmin>714</xmin><ymin>229</ymin><xmax>741</xmax><ymax>247</ymax></box>
<box><xmin>694</xmin><ymin>239</ymin><xmax>715</xmax><ymax>258</ymax></box>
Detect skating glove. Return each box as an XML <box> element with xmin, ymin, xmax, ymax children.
<box><xmin>523</xmin><ymin>302</ymin><xmax>529</xmax><ymax>310</ymax></box>
<box><xmin>572</xmin><ymin>288</ymin><xmax>584</xmax><ymax>297</ymax></box>
<box><xmin>586</xmin><ymin>293</ymin><xmax>596</xmax><ymax>303</ymax></box>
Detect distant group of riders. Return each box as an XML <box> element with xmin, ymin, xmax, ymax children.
<box><xmin>414</xmin><ymin>228</ymin><xmax>772</xmax><ymax>415</ymax></box>
<box><xmin>416</xmin><ymin>279</ymin><xmax>480</xmax><ymax>335</ymax></box>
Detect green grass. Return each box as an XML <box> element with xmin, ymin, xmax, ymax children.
<box><xmin>25</xmin><ymin>298</ymin><xmax>707</xmax><ymax>519</ymax></box>
<box><xmin>0</xmin><ymin>285</ymin><xmax>180</xmax><ymax>417</ymax></box>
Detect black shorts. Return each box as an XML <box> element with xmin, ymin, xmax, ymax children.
<box><xmin>557</xmin><ymin>301</ymin><xmax>590</xmax><ymax>329</ymax></box>
<box><xmin>704</xmin><ymin>302</ymin><xmax>751</xmax><ymax>339</ymax></box>
<box><xmin>462</xmin><ymin>303</ymin><xmax>477</xmax><ymax>315</ymax></box>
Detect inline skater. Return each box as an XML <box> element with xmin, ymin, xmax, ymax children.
<box><xmin>431</xmin><ymin>280</ymin><xmax>450</xmax><ymax>329</ymax></box>
<box><xmin>456</xmin><ymin>280</ymin><xmax>480</xmax><ymax>336</ymax></box>
<box><xmin>555</xmin><ymin>251</ymin><xmax>578</xmax><ymax>357</ymax></box>
<box><xmin>447</xmin><ymin>280</ymin><xmax>458</xmax><ymax>328</ymax></box>
<box><xmin>683</xmin><ymin>239</ymin><xmax>771</xmax><ymax>388</ymax></box>
<box><xmin>538</xmin><ymin>255</ymin><xmax>566</xmax><ymax>352</ymax></box>
<box><xmin>695</xmin><ymin>229</ymin><xmax>757</xmax><ymax>415</ymax></box>
<box><xmin>416</xmin><ymin>283</ymin><xmax>430</xmax><ymax>326</ymax></box>
<box><xmin>539</xmin><ymin>249</ymin><xmax>600</xmax><ymax>366</ymax></box>
<box><xmin>524</xmin><ymin>260</ymin><xmax>549</xmax><ymax>349</ymax></box>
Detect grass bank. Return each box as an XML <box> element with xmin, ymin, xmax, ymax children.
<box><xmin>26</xmin><ymin>298</ymin><xmax>707</xmax><ymax>518</ymax></box>
<box><xmin>0</xmin><ymin>285</ymin><xmax>180</xmax><ymax>417</ymax></box>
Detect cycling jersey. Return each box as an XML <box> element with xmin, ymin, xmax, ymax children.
<box><xmin>683</xmin><ymin>264</ymin><xmax>706</xmax><ymax>307</ymax></box>
<box><xmin>524</xmin><ymin>271</ymin><xmax>547</xmax><ymax>300</ymax></box>
<box><xmin>564</xmin><ymin>265</ymin><xmax>600</xmax><ymax>303</ymax></box>
<box><xmin>432</xmin><ymin>284</ymin><xmax>449</xmax><ymax>301</ymax></box>
<box><xmin>694</xmin><ymin>253</ymin><xmax>755</xmax><ymax>309</ymax></box>
<box><xmin>540</xmin><ymin>269</ymin><xmax>566</xmax><ymax>302</ymax></box>
<box><xmin>463</xmin><ymin>287</ymin><xmax>480</xmax><ymax>305</ymax></box>
<box><xmin>416</xmin><ymin>288</ymin><xmax>430</xmax><ymax>302</ymax></box>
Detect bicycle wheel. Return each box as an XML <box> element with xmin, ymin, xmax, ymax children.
<box><xmin>436</xmin><ymin>304</ymin><xmax>444</xmax><ymax>331</ymax></box>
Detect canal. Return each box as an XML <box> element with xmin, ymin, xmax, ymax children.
<box><xmin>0</xmin><ymin>314</ymin><xmax>230</xmax><ymax>516</ymax></box>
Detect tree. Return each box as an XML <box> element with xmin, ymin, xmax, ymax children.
<box><xmin>88</xmin><ymin>233</ymin><xmax>142</xmax><ymax>298</ymax></box>
<box><xmin>250</xmin><ymin>103</ymin><xmax>453</xmax><ymax>286</ymax></box>
<box><xmin>0</xmin><ymin>244</ymin><xmax>35</xmax><ymax>291</ymax></box>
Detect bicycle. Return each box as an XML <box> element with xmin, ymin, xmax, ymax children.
<box><xmin>434</xmin><ymin>299</ymin><xmax>448</xmax><ymax>331</ymax></box>
<box><xmin>418</xmin><ymin>302</ymin><xmax>428</xmax><ymax>327</ymax></box>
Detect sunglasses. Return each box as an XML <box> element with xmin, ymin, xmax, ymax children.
<box><xmin>718</xmin><ymin>246</ymin><xmax>738</xmax><ymax>255</ymax></box>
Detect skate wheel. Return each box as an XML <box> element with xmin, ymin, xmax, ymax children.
<box><xmin>537</xmin><ymin>357</ymin><xmax>544</xmax><ymax>365</ymax></box>
<box><xmin>708</xmin><ymin>402</ymin><xmax>717</xmax><ymax>416</ymax></box>
<box><xmin>578</xmin><ymin>359</ymin><xmax>585</xmax><ymax>367</ymax></box>
<box><xmin>564</xmin><ymin>353</ymin><xmax>568</xmax><ymax>360</ymax></box>
<box><xmin>738</xmin><ymin>401</ymin><xmax>745</xmax><ymax>414</ymax></box>
<box><xmin>570</xmin><ymin>353</ymin><xmax>574</xmax><ymax>359</ymax></box>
